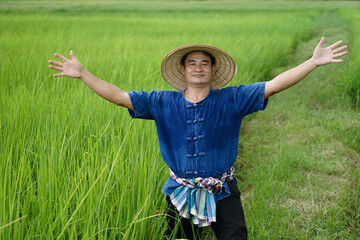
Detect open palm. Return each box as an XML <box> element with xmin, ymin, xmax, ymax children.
<box><xmin>49</xmin><ymin>51</ymin><xmax>83</xmax><ymax>78</ymax></box>
<box><xmin>313</xmin><ymin>37</ymin><xmax>348</xmax><ymax>66</ymax></box>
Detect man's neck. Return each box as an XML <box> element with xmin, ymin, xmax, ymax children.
<box><xmin>184</xmin><ymin>86</ymin><xmax>210</xmax><ymax>103</ymax></box>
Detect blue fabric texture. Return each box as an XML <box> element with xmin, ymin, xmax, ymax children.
<box><xmin>128</xmin><ymin>82</ymin><xmax>268</xmax><ymax>201</ymax></box>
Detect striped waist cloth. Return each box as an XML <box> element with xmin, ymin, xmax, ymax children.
<box><xmin>169</xmin><ymin>167</ymin><xmax>235</xmax><ymax>227</ymax></box>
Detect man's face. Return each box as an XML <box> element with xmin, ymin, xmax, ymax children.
<box><xmin>180</xmin><ymin>51</ymin><xmax>216</xmax><ymax>88</ymax></box>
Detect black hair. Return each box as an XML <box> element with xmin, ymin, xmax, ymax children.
<box><xmin>180</xmin><ymin>50</ymin><xmax>216</xmax><ymax>66</ymax></box>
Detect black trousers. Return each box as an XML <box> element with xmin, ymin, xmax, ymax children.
<box><xmin>165</xmin><ymin>179</ymin><xmax>248</xmax><ymax>240</ymax></box>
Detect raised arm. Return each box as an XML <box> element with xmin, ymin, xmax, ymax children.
<box><xmin>49</xmin><ymin>51</ymin><xmax>133</xmax><ymax>110</ymax></box>
<box><xmin>264</xmin><ymin>37</ymin><xmax>348</xmax><ymax>99</ymax></box>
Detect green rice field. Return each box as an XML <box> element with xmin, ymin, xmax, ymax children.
<box><xmin>0</xmin><ymin>1</ymin><xmax>359</xmax><ymax>239</ymax></box>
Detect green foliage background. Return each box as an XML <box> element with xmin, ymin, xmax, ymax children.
<box><xmin>0</xmin><ymin>1</ymin><xmax>359</xmax><ymax>239</ymax></box>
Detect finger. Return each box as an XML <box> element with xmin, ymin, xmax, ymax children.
<box><xmin>49</xmin><ymin>65</ymin><xmax>63</xmax><ymax>71</ymax></box>
<box><xmin>332</xmin><ymin>59</ymin><xmax>343</xmax><ymax>63</ymax></box>
<box><xmin>54</xmin><ymin>53</ymin><xmax>69</xmax><ymax>62</ymax></box>
<box><xmin>317</xmin><ymin>37</ymin><xmax>325</xmax><ymax>48</ymax></box>
<box><xmin>329</xmin><ymin>40</ymin><xmax>343</xmax><ymax>50</ymax></box>
<box><xmin>333</xmin><ymin>45</ymin><xmax>348</xmax><ymax>54</ymax></box>
<box><xmin>333</xmin><ymin>51</ymin><xmax>347</xmax><ymax>58</ymax></box>
<box><xmin>70</xmin><ymin>50</ymin><xmax>77</xmax><ymax>61</ymax></box>
<box><xmin>48</xmin><ymin>60</ymin><xmax>64</xmax><ymax>67</ymax></box>
<box><xmin>53</xmin><ymin>73</ymin><xmax>65</xmax><ymax>77</ymax></box>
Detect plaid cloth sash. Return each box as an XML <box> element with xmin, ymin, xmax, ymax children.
<box><xmin>169</xmin><ymin>167</ymin><xmax>235</xmax><ymax>227</ymax></box>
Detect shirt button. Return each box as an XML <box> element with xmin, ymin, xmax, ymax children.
<box><xmin>193</xmin><ymin>103</ymin><xmax>197</xmax><ymax>107</ymax></box>
<box><xmin>193</xmin><ymin>137</ymin><xmax>197</xmax><ymax>141</ymax></box>
<box><xmin>193</xmin><ymin>120</ymin><xmax>197</xmax><ymax>123</ymax></box>
<box><xmin>194</xmin><ymin>171</ymin><xmax>198</xmax><ymax>175</ymax></box>
<box><xmin>193</xmin><ymin>154</ymin><xmax>197</xmax><ymax>157</ymax></box>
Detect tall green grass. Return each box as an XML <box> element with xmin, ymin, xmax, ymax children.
<box><xmin>339</xmin><ymin>9</ymin><xmax>360</xmax><ymax>110</ymax></box>
<box><xmin>0</xmin><ymin>9</ymin><xmax>317</xmax><ymax>239</ymax></box>
<box><xmin>236</xmin><ymin>11</ymin><xmax>360</xmax><ymax>239</ymax></box>
<box><xmin>2</xmin><ymin>1</ymin><xmax>360</xmax><ymax>12</ymax></box>
<box><xmin>1</xmin><ymin>5</ymin><xmax>357</xmax><ymax>239</ymax></box>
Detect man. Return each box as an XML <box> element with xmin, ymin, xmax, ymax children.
<box><xmin>49</xmin><ymin>38</ymin><xmax>347</xmax><ymax>239</ymax></box>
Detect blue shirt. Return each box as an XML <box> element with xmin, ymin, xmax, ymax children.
<box><xmin>128</xmin><ymin>82</ymin><xmax>268</xmax><ymax>201</ymax></box>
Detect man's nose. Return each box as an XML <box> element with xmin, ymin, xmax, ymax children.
<box><xmin>194</xmin><ymin>64</ymin><xmax>202</xmax><ymax>71</ymax></box>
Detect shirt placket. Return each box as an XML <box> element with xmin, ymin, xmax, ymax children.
<box><xmin>185</xmin><ymin>102</ymin><xmax>205</xmax><ymax>178</ymax></box>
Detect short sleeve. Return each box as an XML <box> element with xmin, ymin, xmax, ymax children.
<box><xmin>233</xmin><ymin>82</ymin><xmax>268</xmax><ymax>118</ymax></box>
<box><xmin>127</xmin><ymin>91</ymin><xmax>157</xmax><ymax>120</ymax></box>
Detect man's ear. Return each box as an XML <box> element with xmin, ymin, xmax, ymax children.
<box><xmin>180</xmin><ymin>65</ymin><xmax>185</xmax><ymax>75</ymax></box>
<box><xmin>212</xmin><ymin>65</ymin><xmax>216</xmax><ymax>75</ymax></box>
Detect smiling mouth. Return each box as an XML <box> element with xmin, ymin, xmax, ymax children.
<box><xmin>193</xmin><ymin>74</ymin><xmax>205</xmax><ymax>77</ymax></box>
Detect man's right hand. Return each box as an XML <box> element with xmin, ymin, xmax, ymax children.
<box><xmin>49</xmin><ymin>50</ymin><xmax>133</xmax><ymax>110</ymax></box>
<box><xmin>49</xmin><ymin>50</ymin><xmax>84</xmax><ymax>78</ymax></box>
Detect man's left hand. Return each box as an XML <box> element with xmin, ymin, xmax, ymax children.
<box><xmin>312</xmin><ymin>37</ymin><xmax>348</xmax><ymax>66</ymax></box>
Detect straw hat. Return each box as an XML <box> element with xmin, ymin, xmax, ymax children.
<box><xmin>161</xmin><ymin>44</ymin><xmax>236</xmax><ymax>90</ymax></box>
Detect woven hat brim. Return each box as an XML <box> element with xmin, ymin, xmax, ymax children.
<box><xmin>161</xmin><ymin>44</ymin><xmax>236</xmax><ymax>90</ymax></box>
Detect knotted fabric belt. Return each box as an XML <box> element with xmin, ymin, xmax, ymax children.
<box><xmin>169</xmin><ymin>167</ymin><xmax>235</xmax><ymax>227</ymax></box>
